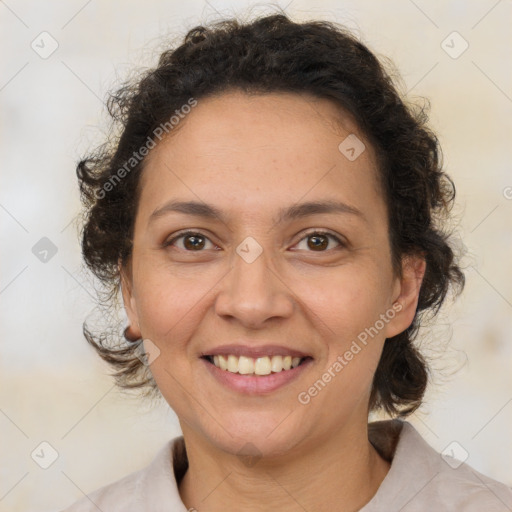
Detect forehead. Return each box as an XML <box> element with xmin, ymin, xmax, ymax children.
<box><xmin>137</xmin><ymin>90</ymin><xmax>383</xmax><ymax>223</ymax></box>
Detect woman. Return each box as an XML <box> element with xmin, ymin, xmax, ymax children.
<box><xmin>62</xmin><ymin>12</ymin><xmax>512</xmax><ymax>511</ymax></box>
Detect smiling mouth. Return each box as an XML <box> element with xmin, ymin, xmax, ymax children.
<box><xmin>202</xmin><ymin>354</ymin><xmax>312</xmax><ymax>376</ymax></box>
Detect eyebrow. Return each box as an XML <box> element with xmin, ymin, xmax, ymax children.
<box><xmin>148</xmin><ymin>199</ymin><xmax>367</xmax><ymax>226</ymax></box>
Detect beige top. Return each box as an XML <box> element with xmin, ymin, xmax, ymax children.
<box><xmin>61</xmin><ymin>419</ymin><xmax>512</xmax><ymax>511</ymax></box>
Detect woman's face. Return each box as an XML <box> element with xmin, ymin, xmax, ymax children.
<box><xmin>122</xmin><ymin>91</ymin><xmax>424</xmax><ymax>457</ymax></box>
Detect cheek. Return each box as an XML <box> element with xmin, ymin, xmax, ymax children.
<box><xmin>293</xmin><ymin>263</ymin><xmax>390</xmax><ymax>394</ymax></box>
<box><xmin>294</xmin><ymin>263</ymin><xmax>390</xmax><ymax>340</ymax></box>
<box><xmin>133</xmin><ymin>271</ymin><xmax>210</xmax><ymax>405</ymax></box>
<box><xmin>133</xmin><ymin>263</ymin><xmax>212</xmax><ymax>352</ymax></box>
<box><xmin>299</xmin><ymin>277</ymin><xmax>387</xmax><ymax>416</ymax></box>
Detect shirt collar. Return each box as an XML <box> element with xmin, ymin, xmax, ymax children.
<box><xmin>136</xmin><ymin>418</ymin><xmax>407</xmax><ymax>510</ymax></box>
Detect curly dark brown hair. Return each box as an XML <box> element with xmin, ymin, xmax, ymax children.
<box><xmin>76</xmin><ymin>12</ymin><xmax>465</xmax><ymax>416</ymax></box>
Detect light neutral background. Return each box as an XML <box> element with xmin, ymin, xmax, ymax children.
<box><xmin>1</xmin><ymin>1</ymin><xmax>511</xmax><ymax>510</ymax></box>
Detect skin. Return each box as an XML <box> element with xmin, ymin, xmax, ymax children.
<box><xmin>121</xmin><ymin>90</ymin><xmax>426</xmax><ymax>511</ymax></box>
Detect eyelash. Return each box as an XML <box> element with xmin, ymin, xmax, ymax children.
<box><xmin>163</xmin><ymin>229</ymin><xmax>345</xmax><ymax>252</ymax></box>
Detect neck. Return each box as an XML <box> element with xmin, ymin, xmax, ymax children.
<box><xmin>178</xmin><ymin>419</ymin><xmax>391</xmax><ymax>512</ymax></box>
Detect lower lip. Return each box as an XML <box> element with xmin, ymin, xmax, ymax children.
<box><xmin>201</xmin><ymin>357</ymin><xmax>313</xmax><ymax>395</ymax></box>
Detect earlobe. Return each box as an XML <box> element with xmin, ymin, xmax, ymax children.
<box><xmin>385</xmin><ymin>254</ymin><xmax>426</xmax><ymax>339</ymax></box>
<box><xmin>119</xmin><ymin>261</ymin><xmax>142</xmax><ymax>340</ymax></box>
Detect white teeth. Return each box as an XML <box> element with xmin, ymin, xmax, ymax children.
<box><xmin>238</xmin><ymin>356</ymin><xmax>254</xmax><ymax>374</ymax></box>
<box><xmin>227</xmin><ymin>355</ymin><xmax>239</xmax><ymax>373</ymax></box>
<box><xmin>254</xmin><ymin>356</ymin><xmax>271</xmax><ymax>375</ymax></box>
<box><xmin>209</xmin><ymin>354</ymin><xmax>305</xmax><ymax>375</ymax></box>
<box><xmin>271</xmin><ymin>355</ymin><xmax>283</xmax><ymax>372</ymax></box>
<box><xmin>218</xmin><ymin>355</ymin><xmax>228</xmax><ymax>370</ymax></box>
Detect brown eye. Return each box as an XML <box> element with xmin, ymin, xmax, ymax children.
<box><xmin>164</xmin><ymin>231</ymin><xmax>214</xmax><ymax>251</ymax></box>
<box><xmin>183</xmin><ymin>233</ymin><xmax>206</xmax><ymax>250</ymax></box>
<box><xmin>307</xmin><ymin>233</ymin><xmax>329</xmax><ymax>250</ymax></box>
<box><xmin>295</xmin><ymin>230</ymin><xmax>344</xmax><ymax>252</ymax></box>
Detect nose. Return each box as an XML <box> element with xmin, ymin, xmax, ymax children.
<box><xmin>214</xmin><ymin>243</ymin><xmax>294</xmax><ymax>328</ymax></box>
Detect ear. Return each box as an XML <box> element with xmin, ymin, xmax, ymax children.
<box><xmin>119</xmin><ymin>258</ymin><xmax>142</xmax><ymax>339</ymax></box>
<box><xmin>384</xmin><ymin>253</ymin><xmax>426</xmax><ymax>339</ymax></box>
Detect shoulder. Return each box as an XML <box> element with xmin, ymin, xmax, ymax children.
<box><xmin>430</xmin><ymin>449</ymin><xmax>512</xmax><ymax>512</ymax></box>
<box><xmin>59</xmin><ymin>436</ymin><xmax>188</xmax><ymax>512</ymax></box>
<box><xmin>366</xmin><ymin>420</ymin><xmax>512</xmax><ymax>512</ymax></box>
<box><xmin>59</xmin><ymin>469</ymin><xmax>141</xmax><ymax>512</ymax></box>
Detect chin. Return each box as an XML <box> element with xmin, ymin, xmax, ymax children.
<box><xmin>198</xmin><ymin>412</ymin><xmax>308</xmax><ymax>460</ymax></box>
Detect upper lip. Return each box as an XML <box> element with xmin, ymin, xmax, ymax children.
<box><xmin>200</xmin><ymin>344</ymin><xmax>313</xmax><ymax>359</ymax></box>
